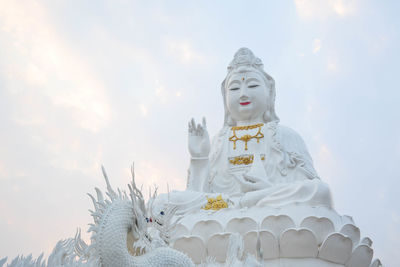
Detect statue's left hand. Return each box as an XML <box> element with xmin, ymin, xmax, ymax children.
<box><xmin>233</xmin><ymin>173</ymin><xmax>272</xmax><ymax>193</ymax></box>
<box><xmin>188</xmin><ymin>117</ymin><xmax>211</xmax><ymax>158</ymax></box>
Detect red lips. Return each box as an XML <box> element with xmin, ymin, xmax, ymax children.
<box><xmin>240</xmin><ymin>102</ymin><xmax>251</xmax><ymax>106</ymax></box>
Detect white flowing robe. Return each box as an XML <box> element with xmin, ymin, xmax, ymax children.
<box><xmin>205</xmin><ymin>121</ymin><xmax>332</xmax><ymax>208</ymax></box>
<box><xmin>154</xmin><ymin>122</ymin><xmax>332</xmax><ymax>215</ymax></box>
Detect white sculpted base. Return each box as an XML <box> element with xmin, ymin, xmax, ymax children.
<box><xmin>170</xmin><ymin>204</ymin><xmax>376</xmax><ymax>266</ymax></box>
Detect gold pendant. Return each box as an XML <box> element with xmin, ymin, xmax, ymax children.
<box><xmin>229</xmin><ymin>123</ymin><xmax>264</xmax><ymax>150</ymax></box>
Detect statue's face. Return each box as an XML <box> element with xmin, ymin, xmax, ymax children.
<box><xmin>226</xmin><ymin>70</ymin><xmax>269</xmax><ymax>123</ymax></box>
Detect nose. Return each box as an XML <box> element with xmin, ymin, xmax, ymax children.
<box><xmin>239</xmin><ymin>84</ymin><xmax>248</xmax><ymax>99</ymax></box>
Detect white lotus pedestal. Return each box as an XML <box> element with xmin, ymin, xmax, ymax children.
<box><xmin>171</xmin><ymin>205</ymin><xmax>381</xmax><ymax>267</ymax></box>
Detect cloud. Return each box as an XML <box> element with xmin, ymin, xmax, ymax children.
<box><xmin>311</xmin><ymin>141</ymin><xmax>340</xmax><ymax>186</ymax></box>
<box><xmin>367</xmin><ymin>34</ymin><xmax>389</xmax><ymax>55</ymax></box>
<box><xmin>139</xmin><ymin>104</ymin><xmax>148</xmax><ymax>116</ymax></box>
<box><xmin>0</xmin><ymin>0</ymin><xmax>111</xmax><ymax>133</ymax></box>
<box><xmin>155</xmin><ymin>80</ymin><xmax>168</xmax><ymax>103</ymax></box>
<box><xmin>0</xmin><ymin>161</ymin><xmax>6</xmax><ymax>179</ymax></box>
<box><xmin>312</xmin><ymin>38</ymin><xmax>322</xmax><ymax>54</ymax></box>
<box><xmin>326</xmin><ymin>57</ymin><xmax>338</xmax><ymax>72</ymax></box>
<box><xmin>165</xmin><ymin>37</ymin><xmax>205</xmax><ymax>64</ymax></box>
<box><xmin>294</xmin><ymin>0</ymin><xmax>357</xmax><ymax>20</ymax></box>
<box><xmin>133</xmin><ymin>160</ymin><xmax>187</xmax><ymax>199</ymax></box>
<box><xmin>0</xmin><ymin>0</ymin><xmax>113</xmax><ymax>181</ymax></box>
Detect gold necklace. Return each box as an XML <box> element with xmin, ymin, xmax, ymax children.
<box><xmin>229</xmin><ymin>123</ymin><xmax>264</xmax><ymax>150</ymax></box>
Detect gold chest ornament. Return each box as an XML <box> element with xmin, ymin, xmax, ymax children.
<box><xmin>229</xmin><ymin>123</ymin><xmax>264</xmax><ymax>150</ymax></box>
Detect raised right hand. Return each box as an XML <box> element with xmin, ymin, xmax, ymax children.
<box><xmin>188</xmin><ymin>117</ymin><xmax>210</xmax><ymax>158</ymax></box>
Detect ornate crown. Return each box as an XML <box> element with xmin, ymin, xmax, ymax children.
<box><xmin>227</xmin><ymin>47</ymin><xmax>264</xmax><ymax>72</ymax></box>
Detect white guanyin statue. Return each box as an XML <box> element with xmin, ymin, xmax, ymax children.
<box><xmin>1</xmin><ymin>48</ymin><xmax>383</xmax><ymax>267</ymax></box>
<box><xmin>154</xmin><ymin>48</ymin><xmax>332</xmax><ymax>213</ymax></box>
<box><xmin>187</xmin><ymin>47</ymin><xmax>332</xmax><ymax>208</ymax></box>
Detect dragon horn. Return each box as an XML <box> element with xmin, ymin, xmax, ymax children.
<box><xmin>101</xmin><ymin>165</ymin><xmax>117</xmax><ymax>199</ymax></box>
<box><xmin>129</xmin><ymin>163</ymin><xmax>145</xmax><ymax>211</ymax></box>
<box><xmin>94</xmin><ymin>188</ymin><xmax>104</xmax><ymax>203</ymax></box>
<box><xmin>87</xmin><ymin>193</ymin><xmax>99</xmax><ymax>213</ymax></box>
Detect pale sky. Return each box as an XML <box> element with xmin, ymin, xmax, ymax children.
<box><xmin>0</xmin><ymin>0</ymin><xmax>399</xmax><ymax>265</ymax></box>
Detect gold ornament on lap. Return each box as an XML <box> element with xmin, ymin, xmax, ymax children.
<box><xmin>229</xmin><ymin>123</ymin><xmax>264</xmax><ymax>150</ymax></box>
<box><xmin>202</xmin><ymin>195</ymin><xmax>228</xmax><ymax>210</ymax></box>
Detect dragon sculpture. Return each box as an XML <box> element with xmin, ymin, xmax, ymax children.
<box><xmin>0</xmin><ymin>164</ymin><xmax>195</xmax><ymax>267</ymax></box>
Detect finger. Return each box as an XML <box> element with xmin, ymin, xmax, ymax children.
<box><xmin>197</xmin><ymin>123</ymin><xmax>202</xmax><ymax>135</ymax></box>
<box><xmin>202</xmin><ymin>117</ymin><xmax>206</xmax><ymax>129</ymax></box>
<box><xmin>233</xmin><ymin>174</ymin><xmax>257</xmax><ymax>192</ymax></box>
<box><xmin>243</xmin><ymin>173</ymin><xmax>258</xmax><ymax>183</ymax></box>
<box><xmin>243</xmin><ymin>173</ymin><xmax>271</xmax><ymax>188</ymax></box>
<box><xmin>188</xmin><ymin>121</ymin><xmax>193</xmax><ymax>133</ymax></box>
<box><xmin>191</xmin><ymin>118</ymin><xmax>196</xmax><ymax>131</ymax></box>
<box><xmin>232</xmin><ymin>174</ymin><xmax>247</xmax><ymax>186</ymax></box>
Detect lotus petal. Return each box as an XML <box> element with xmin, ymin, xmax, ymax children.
<box><xmin>360</xmin><ymin>237</ymin><xmax>372</xmax><ymax>247</ymax></box>
<box><xmin>192</xmin><ymin>220</ymin><xmax>223</xmax><ymax>242</ymax></box>
<box><xmin>280</xmin><ymin>228</ymin><xmax>318</xmax><ymax>258</ymax></box>
<box><xmin>319</xmin><ymin>233</ymin><xmax>353</xmax><ymax>264</ymax></box>
<box><xmin>207</xmin><ymin>233</ymin><xmax>231</xmax><ymax>263</ymax></box>
<box><xmin>259</xmin><ymin>230</ymin><xmax>279</xmax><ymax>259</ymax></box>
<box><xmin>226</xmin><ymin>217</ymin><xmax>257</xmax><ymax>235</ymax></box>
<box><xmin>300</xmin><ymin>216</ymin><xmax>335</xmax><ymax>245</ymax></box>
<box><xmin>243</xmin><ymin>231</ymin><xmax>258</xmax><ymax>256</ymax></box>
<box><xmin>370</xmin><ymin>259</ymin><xmax>382</xmax><ymax>267</ymax></box>
<box><xmin>173</xmin><ymin>236</ymin><xmax>206</xmax><ymax>264</ymax></box>
<box><xmin>346</xmin><ymin>244</ymin><xmax>373</xmax><ymax>267</ymax></box>
<box><xmin>341</xmin><ymin>224</ymin><xmax>360</xmax><ymax>247</ymax></box>
<box><xmin>343</xmin><ymin>215</ymin><xmax>355</xmax><ymax>225</ymax></box>
<box><xmin>173</xmin><ymin>224</ymin><xmax>190</xmax><ymax>239</ymax></box>
<box><xmin>261</xmin><ymin>215</ymin><xmax>295</xmax><ymax>237</ymax></box>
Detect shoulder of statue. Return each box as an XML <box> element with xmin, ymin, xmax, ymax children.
<box><xmin>273</xmin><ymin>123</ymin><xmax>304</xmax><ymax>143</ymax></box>
<box><xmin>264</xmin><ymin>121</ymin><xmax>299</xmax><ymax>139</ymax></box>
<box><xmin>273</xmin><ymin>123</ymin><xmax>319</xmax><ymax>178</ymax></box>
<box><xmin>269</xmin><ymin>123</ymin><xmax>310</xmax><ymax>156</ymax></box>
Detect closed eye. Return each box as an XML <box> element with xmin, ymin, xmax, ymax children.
<box><xmin>248</xmin><ymin>84</ymin><xmax>259</xmax><ymax>88</ymax></box>
<box><xmin>229</xmin><ymin>87</ymin><xmax>240</xmax><ymax>91</ymax></box>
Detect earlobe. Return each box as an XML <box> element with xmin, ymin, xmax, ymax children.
<box><xmin>263</xmin><ymin>110</ymin><xmax>271</xmax><ymax>123</ymax></box>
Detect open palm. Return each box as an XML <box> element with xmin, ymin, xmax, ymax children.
<box><xmin>188</xmin><ymin>117</ymin><xmax>210</xmax><ymax>158</ymax></box>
